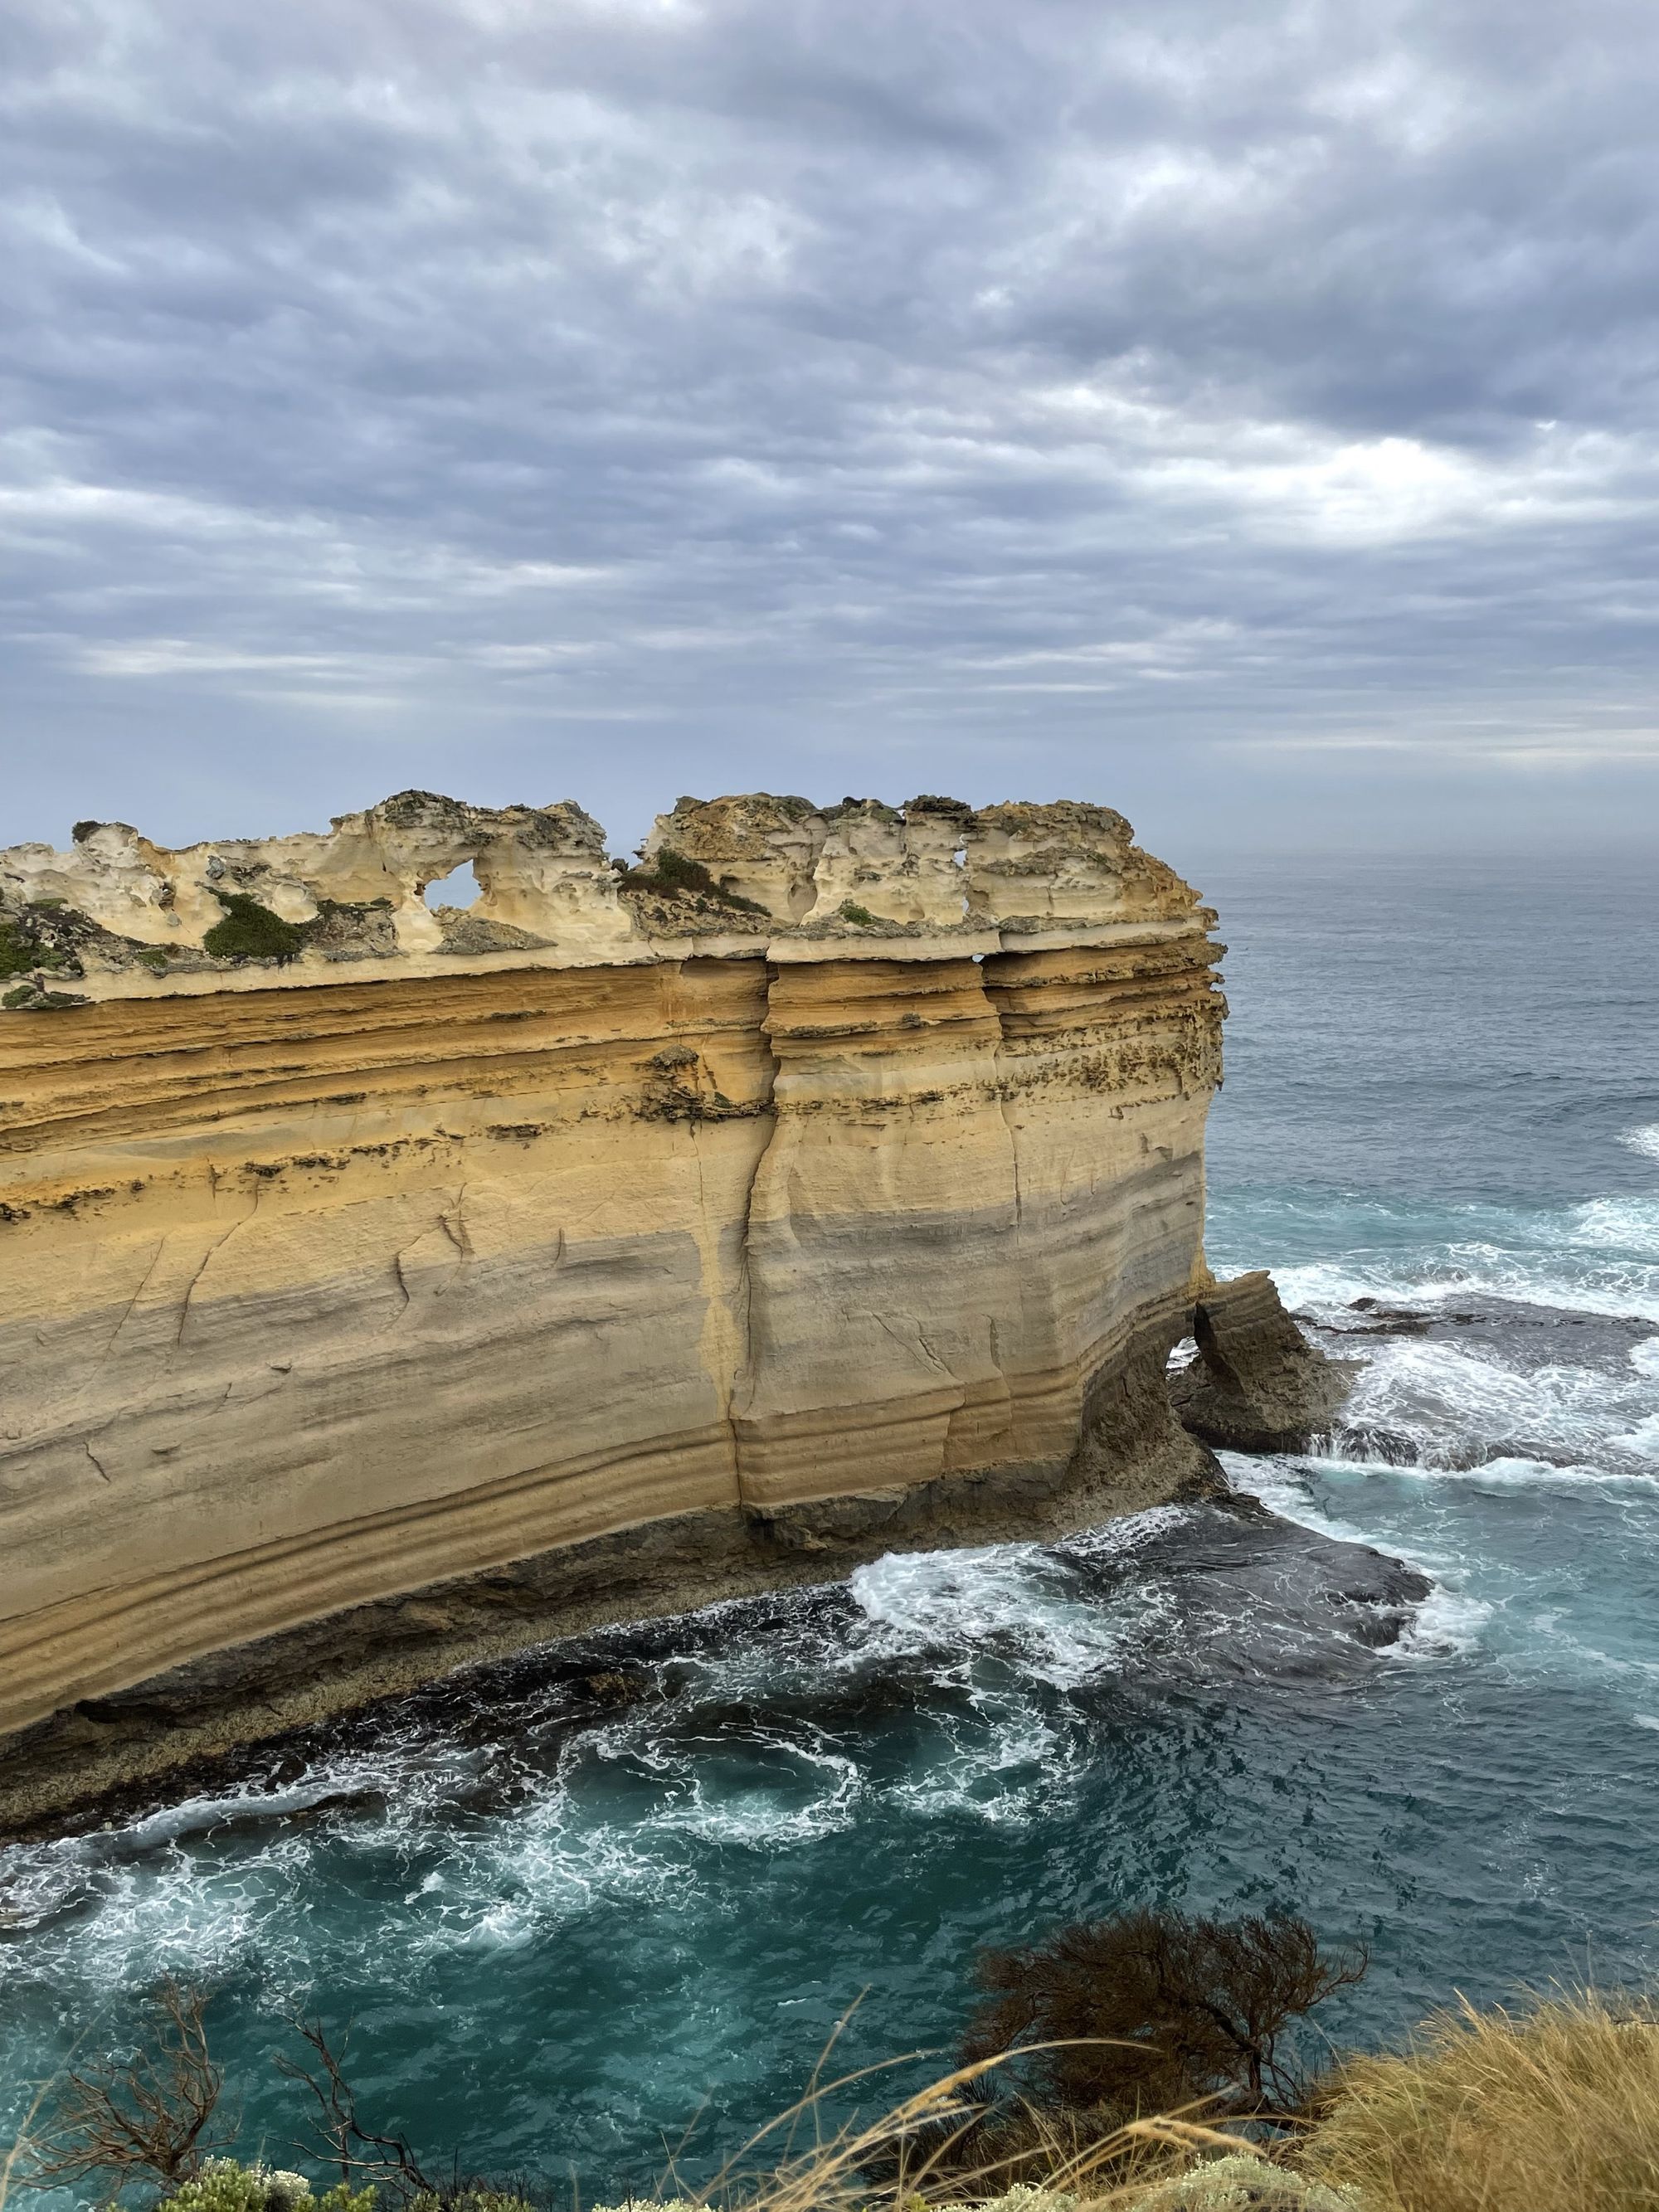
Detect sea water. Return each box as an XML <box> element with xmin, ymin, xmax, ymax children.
<box><xmin>3</xmin><ymin>853</ymin><xmax>1657</xmax><ymax>2195</ymax></box>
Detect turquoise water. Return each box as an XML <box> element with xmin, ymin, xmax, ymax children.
<box><xmin>4</xmin><ymin>854</ymin><xmax>1658</xmax><ymax>2195</ymax></box>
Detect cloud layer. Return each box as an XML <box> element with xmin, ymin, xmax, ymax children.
<box><xmin>4</xmin><ymin>0</ymin><xmax>1657</xmax><ymax>856</ymax></box>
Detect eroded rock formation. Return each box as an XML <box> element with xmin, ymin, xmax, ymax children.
<box><xmin>1169</xmin><ymin>1271</ymin><xmax>1358</xmax><ymax>1452</ymax></box>
<box><xmin>0</xmin><ymin>790</ymin><xmax>1239</xmax><ymax>1830</ymax></box>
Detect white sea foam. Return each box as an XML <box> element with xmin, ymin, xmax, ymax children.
<box><xmin>849</xmin><ymin>1543</ymin><xmax>1137</xmax><ymax>1689</ymax></box>
<box><xmin>0</xmin><ymin>1823</ymin><xmax>316</xmax><ymax>1994</ymax></box>
<box><xmin>1430</xmin><ymin>1453</ymin><xmax>1658</xmax><ymax>1490</ymax></box>
<box><xmin>885</xmin><ymin>1695</ymin><xmax>1069</xmax><ymax>1826</ymax></box>
<box><xmin>1620</xmin><ymin>1124</ymin><xmax>1659</xmax><ymax>1163</ymax></box>
<box><xmin>1394</xmin><ymin>1581</ymin><xmax>1495</xmax><ymax>1662</ymax></box>
<box><xmin>1613</xmin><ymin>1412</ymin><xmax>1659</xmax><ymax>1458</ymax></box>
<box><xmin>1220</xmin><ymin>1451</ymin><xmax>1375</xmax><ymax>1547</ymax></box>
<box><xmin>1272</xmin><ymin>1225</ymin><xmax>1659</xmax><ymax>1326</ymax></box>
<box><xmin>1569</xmin><ymin>1196</ymin><xmax>1659</xmax><ymax>1257</ymax></box>
<box><xmin>1342</xmin><ymin>1336</ymin><xmax>1659</xmax><ymax>1467</ymax></box>
<box><xmin>395</xmin><ymin>1790</ymin><xmax>689</xmax><ymax>1955</ymax></box>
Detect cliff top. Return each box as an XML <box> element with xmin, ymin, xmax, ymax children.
<box><xmin>0</xmin><ymin>790</ymin><xmax>1214</xmax><ymax>1007</ymax></box>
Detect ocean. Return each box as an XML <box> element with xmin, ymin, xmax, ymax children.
<box><xmin>4</xmin><ymin>852</ymin><xmax>1657</xmax><ymax>2196</ymax></box>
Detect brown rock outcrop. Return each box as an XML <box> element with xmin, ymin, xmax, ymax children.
<box><xmin>1169</xmin><ymin>1270</ymin><xmax>1358</xmax><ymax>1452</ymax></box>
<box><xmin>0</xmin><ymin>790</ymin><xmax>1241</xmax><ymax>1830</ymax></box>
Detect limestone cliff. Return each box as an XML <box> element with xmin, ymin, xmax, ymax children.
<box><xmin>0</xmin><ymin>792</ymin><xmax>1228</xmax><ymax>1828</ymax></box>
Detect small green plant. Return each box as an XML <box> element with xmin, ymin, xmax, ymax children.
<box><xmin>838</xmin><ymin>900</ymin><xmax>877</xmax><ymax>926</ymax></box>
<box><xmin>158</xmin><ymin>2160</ymin><xmax>376</xmax><ymax>2212</ymax></box>
<box><xmin>202</xmin><ymin>892</ymin><xmax>307</xmax><ymax>965</ymax></box>
<box><xmin>406</xmin><ymin>2193</ymin><xmax>536</xmax><ymax>2212</ymax></box>
<box><xmin>617</xmin><ymin>848</ymin><xmax>769</xmax><ymax>916</ymax></box>
<box><xmin>137</xmin><ymin>946</ymin><xmax>171</xmax><ymax>971</ymax></box>
<box><xmin>651</xmin><ymin>847</ymin><xmax>716</xmax><ymax>893</ymax></box>
<box><xmin>0</xmin><ymin>920</ymin><xmax>62</xmax><ymax>979</ymax></box>
<box><xmin>2</xmin><ymin>984</ymin><xmax>85</xmax><ymax>1011</ymax></box>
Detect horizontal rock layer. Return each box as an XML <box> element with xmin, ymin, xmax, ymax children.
<box><xmin>0</xmin><ymin>793</ymin><xmax>1228</xmax><ymax>1829</ymax></box>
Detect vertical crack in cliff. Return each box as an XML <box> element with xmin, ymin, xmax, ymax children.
<box><xmin>877</xmin><ymin>1313</ymin><xmax>954</xmax><ymax>1381</ymax></box>
<box><xmin>101</xmin><ymin>1236</ymin><xmax>168</xmax><ymax>1370</ymax></box>
<box><xmin>437</xmin><ymin>1181</ymin><xmax>474</xmax><ymax>1269</ymax></box>
<box><xmin>987</xmin><ymin>972</ymin><xmax>1025</xmax><ymax>1417</ymax></box>
<box><xmin>445</xmin><ymin>1192</ymin><xmax>473</xmax><ymax>1259</ymax></box>
<box><xmin>722</xmin><ymin>975</ymin><xmax>783</xmax><ymax>1504</ymax></box>
<box><xmin>173</xmin><ymin>1221</ymin><xmax>244</xmax><ymax>1352</ymax></box>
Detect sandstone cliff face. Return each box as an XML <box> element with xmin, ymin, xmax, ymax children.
<box><xmin>0</xmin><ymin>793</ymin><xmax>1227</xmax><ymax>1826</ymax></box>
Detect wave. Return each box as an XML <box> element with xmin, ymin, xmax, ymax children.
<box><xmin>1614</xmin><ymin>1412</ymin><xmax>1659</xmax><ymax>1458</ymax></box>
<box><xmin>1570</xmin><ymin>1196</ymin><xmax>1659</xmax><ymax>1257</ymax></box>
<box><xmin>1210</xmin><ymin>1176</ymin><xmax>1659</xmax><ymax>1325</ymax></box>
<box><xmin>1332</xmin><ymin>1336</ymin><xmax>1659</xmax><ymax>1472</ymax></box>
<box><xmin>1275</xmin><ymin>1249</ymin><xmax>1659</xmax><ymax>1326</ymax></box>
<box><xmin>1621</xmin><ymin>1123</ymin><xmax>1659</xmax><ymax>1163</ymax></box>
<box><xmin>849</xmin><ymin>1542</ymin><xmax>1141</xmax><ymax>1690</ymax></box>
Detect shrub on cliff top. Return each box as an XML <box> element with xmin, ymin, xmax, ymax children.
<box><xmin>203</xmin><ymin>891</ymin><xmax>307</xmax><ymax>965</ymax></box>
<box><xmin>960</xmin><ymin>1908</ymin><xmax>1366</xmax><ymax>2129</ymax></box>
<box><xmin>617</xmin><ymin>848</ymin><xmax>769</xmax><ymax>916</ymax></box>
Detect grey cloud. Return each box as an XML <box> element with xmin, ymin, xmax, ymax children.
<box><xmin>2</xmin><ymin>0</ymin><xmax>1657</xmax><ymax>862</ymax></box>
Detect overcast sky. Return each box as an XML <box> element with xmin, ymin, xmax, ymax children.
<box><xmin>4</xmin><ymin>0</ymin><xmax>1657</xmax><ymax>866</ymax></box>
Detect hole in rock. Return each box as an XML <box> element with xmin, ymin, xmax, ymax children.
<box><xmin>1166</xmin><ymin>1334</ymin><xmax>1199</xmax><ymax>1373</ymax></box>
<box><xmin>423</xmin><ymin>861</ymin><xmax>481</xmax><ymax>911</ymax></box>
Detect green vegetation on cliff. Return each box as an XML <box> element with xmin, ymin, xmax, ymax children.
<box><xmin>202</xmin><ymin>892</ymin><xmax>308</xmax><ymax>965</ymax></box>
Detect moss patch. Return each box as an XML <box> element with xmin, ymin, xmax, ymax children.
<box><xmin>0</xmin><ymin>913</ymin><xmax>75</xmax><ymax>980</ymax></box>
<box><xmin>202</xmin><ymin>891</ymin><xmax>307</xmax><ymax>965</ymax></box>
<box><xmin>2</xmin><ymin>984</ymin><xmax>88</xmax><ymax>1011</ymax></box>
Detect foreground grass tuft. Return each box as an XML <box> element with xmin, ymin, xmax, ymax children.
<box><xmin>1294</xmin><ymin>1990</ymin><xmax>1659</xmax><ymax>2212</ymax></box>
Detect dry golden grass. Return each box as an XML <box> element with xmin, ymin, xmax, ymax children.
<box><xmin>677</xmin><ymin>2036</ymin><xmax>1274</xmax><ymax>2212</ymax></box>
<box><xmin>1295</xmin><ymin>1989</ymin><xmax>1659</xmax><ymax>2212</ymax></box>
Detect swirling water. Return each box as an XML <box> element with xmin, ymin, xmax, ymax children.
<box><xmin>4</xmin><ymin>853</ymin><xmax>1659</xmax><ymax>2194</ymax></box>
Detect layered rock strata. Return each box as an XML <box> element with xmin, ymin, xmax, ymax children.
<box><xmin>0</xmin><ymin>791</ymin><xmax>1233</xmax><ymax>1830</ymax></box>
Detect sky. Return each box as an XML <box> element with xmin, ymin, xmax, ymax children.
<box><xmin>4</xmin><ymin>0</ymin><xmax>1658</xmax><ymax>869</ymax></box>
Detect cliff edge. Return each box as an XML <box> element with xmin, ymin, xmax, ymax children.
<box><xmin>2</xmin><ymin>790</ymin><xmax>1259</xmax><ymax>1830</ymax></box>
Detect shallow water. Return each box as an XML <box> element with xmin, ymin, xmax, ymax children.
<box><xmin>3</xmin><ymin>854</ymin><xmax>1658</xmax><ymax>2195</ymax></box>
